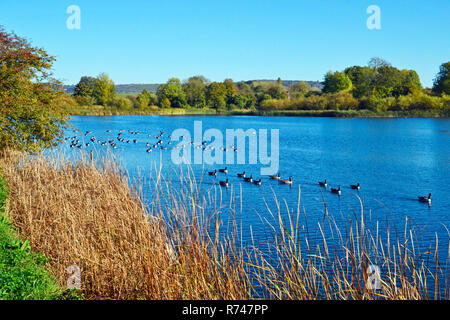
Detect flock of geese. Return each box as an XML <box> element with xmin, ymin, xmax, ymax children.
<box><xmin>208</xmin><ymin>168</ymin><xmax>359</xmax><ymax>196</ymax></box>
<box><xmin>65</xmin><ymin>129</ymin><xmax>171</xmax><ymax>152</ymax></box>
<box><xmin>64</xmin><ymin>129</ymin><xmax>432</xmax><ymax>205</ymax></box>
<box><xmin>208</xmin><ymin>172</ymin><xmax>431</xmax><ymax>204</ymax></box>
<box><xmin>65</xmin><ymin>129</ymin><xmax>242</xmax><ymax>154</ymax></box>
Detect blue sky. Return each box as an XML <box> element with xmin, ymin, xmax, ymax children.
<box><xmin>1</xmin><ymin>0</ymin><xmax>448</xmax><ymax>87</ymax></box>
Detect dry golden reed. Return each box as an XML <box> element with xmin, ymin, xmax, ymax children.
<box><xmin>0</xmin><ymin>149</ymin><xmax>448</xmax><ymax>300</ymax></box>
<box><xmin>0</xmin><ymin>150</ymin><xmax>249</xmax><ymax>299</ymax></box>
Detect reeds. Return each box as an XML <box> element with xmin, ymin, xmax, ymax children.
<box><xmin>0</xmin><ymin>150</ymin><xmax>448</xmax><ymax>300</ymax></box>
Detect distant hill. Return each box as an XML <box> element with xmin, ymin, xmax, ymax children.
<box><xmin>64</xmin><ymin>80</ymin><xmax>322</xmax><ymax>94</ymax></box>
<box><xmin>244</xmin><ymin>80</ymin><xmax>323</xmax><ymax>90</ymax></box>
<box><xmin>63</xmin><ymin>83</ymin><xmax>160</xmax><ymax>94</ymax></box>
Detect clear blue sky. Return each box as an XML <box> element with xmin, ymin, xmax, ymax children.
<box><xmin>1</xmin><ymin>0</ymin><xmax>448</xmax><ymax>87</ymax></box>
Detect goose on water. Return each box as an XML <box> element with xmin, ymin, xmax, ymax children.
<box><xmin>253</xmin><ymin>179</ymin><xmax>262</xmax><ymax>186</ymax></box>
<box><xmin>418</xmin><ymin>193</ymin><xmax>431</xmax><ymax>204</ymax></box>
<box><xmin>350</xmin><ymin>183</ymin><xmax>360</xmax><ymax>191</ymax></box>
<box><xmin>331</xmin><ymin>186</ymin><xmax>341</xmax><ymax>196</ymax></box>
<box><xmin>219</xmin><ymin>179</ymin><xmax>229</xmax><ymax>187</ymax></box>
<box><xmin>243</xmin><ymin>175</ymin><xmax>253</xmax><ymax>183</ymax></box>
<box><xmin>318</xmin><ymin>179</ymin><xmax>327</xmax><ymax>188</ymax></box>
<box><xmin>280</xmin><ymin>177</ymin><xmax>293</xmax><ymax>185</ymax></box>
<box><xmin>237</xmin><ymin>171</ymin><xmax>246</xmax><ymax>178</ymax></box>
<box><xmin>219</xmin><ymin>167</ymin><xmax>228</xmax><ymax>174</ymax></box>
<box><xmin>269</xmin><ymin>173</ymin><xmax>281</xmax><ymax>180</ymax></box>
<box><xmin>208</xmin><ymin>169</ymin><xmax>217</xmax><ymax>176</ymax></box>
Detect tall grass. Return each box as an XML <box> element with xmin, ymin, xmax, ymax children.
<box><xmin>0</xmin><ymin>150</ymin><xmax>448</xmax><ymax>300</ymax></box>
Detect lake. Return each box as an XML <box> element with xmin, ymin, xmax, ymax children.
<box><xmin>62</xmin><ymin>115</ymin><xmax>450</xmax><ymax>292</ymax></box>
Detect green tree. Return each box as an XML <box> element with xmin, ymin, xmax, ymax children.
<box><xmin>323</xmin><ymin>71</ymin><xmax>352</xmax><ymax>93</ymax></box>
<box><xmin>223</xmin><ymin>78</ymin><xmax>237</xmax><ymax>106</ymax></box>
<box><xmin>266</xmin><ymin>83</ymin><xmax>287</xmax><ymax>99</ymax></box>
<box><xmin>183</xmin><ymin>76</ymin><xmax>208</xmax><ymax>108</ymax></box>
<box><xmin>74</xmin><ymin>76</ymin><xmax>96</xmax><ymax>99</ymax></box>
<box><xmin>136</xmin><ymin>89</ymin><xmax>150</xmax><ymax>109</ymax></box>
<box><xmin>399</xmin><ymin>70</ymin><xmax>422</xmax><ymax>95</ymax></box>
<box><xmin>0</xmin><ymin>27</ymin><xmax>69</xmax><ymax>152</ymax></box>
<box><xmin>344</xmin><ymin>66</ymin><xmax>373</xmax><ymax>98</ymax></box>
<box><xmin>433</xmin><ymin>62</ymin><xmax>450</xmax><ymax>95</ymax></box>
<box><xmin>161</xmin><ymin>97</ymin><xmax>171</xmax><ymax>109</ymax></box>
<box><xmin>371</xmin><ymin>66</ymin><xmax>404</xmax><ymax>97</ymax></box>
<box><xmin>93</xmin><ymin>73</ymin><xmax>116</xmax><ymax>106</ymax></box>
<box><xmin>206</xmin><ymin>82</ymin><xmax>227</xmax><ymax>111</ymax></box>
<box><xmin>157</xmin><ymin>78</ymin><xmax>187</xmax><ymax>108</ymax></box>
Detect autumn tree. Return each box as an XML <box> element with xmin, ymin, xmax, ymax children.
<box><xmin>0</xmin><ymin>26</ymin><xmax>69</xmax><ymax>152</ymax></box>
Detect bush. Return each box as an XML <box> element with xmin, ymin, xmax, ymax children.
<box><xmin>325</xmin><ymin>92</ymin><xmax>359</xmax><ymax>110</ymax></box>
<box><xmin>111</xmin><ymin>97</ymin><xmax>133</xmax><ymax>110</ymax></box>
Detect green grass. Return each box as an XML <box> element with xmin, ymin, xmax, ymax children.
<box><xmin>0</xmin><ymin>169</ymin><xmax>81</xmax><ymax>300</ymax></box>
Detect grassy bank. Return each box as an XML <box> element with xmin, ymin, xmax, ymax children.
<box><xmin>241</xmin><ymin>109</ymin><xmax>450</xmax><ymax>118</ymax></box>
<box><xmin>65</xmin><ymin>105</ymin><xmax>218</xmax><ymax>116</ymax></box>
<box><xmin>0</xmin><ymin>151</ymin><xmax>448</xmax><ymax>300</ymax></box>
<box><xmin>0</xmin><ymin>167</ymin><xmax>71</xmax><ymax>300</ymax></box>
<box><xmin>65</xmin><ymin>105</ymin><xmax>449</xmax><ymax>118</ymax></box>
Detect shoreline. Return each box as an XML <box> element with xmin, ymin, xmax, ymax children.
<box><xmin>65</xmin><ymin>107</ymin><xmax>450</xmax><ymax>118</ymax></box>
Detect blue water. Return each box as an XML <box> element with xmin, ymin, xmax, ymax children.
<box><xmin>61</xmin><ymin>115</ymin><xmax>450</xmax><ymax>294</ymax></box>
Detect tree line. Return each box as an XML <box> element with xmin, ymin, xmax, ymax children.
<box><xmin>71</xmin><ymin>58</ymin><xmax>450</xmax><ymax>114</ymax></box>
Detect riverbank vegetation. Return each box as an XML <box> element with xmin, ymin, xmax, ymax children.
<box><xmin>66</xmin><ymin>58</ymin><xmax>450</xmax><ymax>117</ymax></box>
<box><xmin>0</xmin><ymin>150</ymin><xmax>448</xmax><ymax>299</ymax></box>
<box><xmin>0</xmin><ymin>166</ymin><xmax>73</xmax><ymax>299</ymax></box>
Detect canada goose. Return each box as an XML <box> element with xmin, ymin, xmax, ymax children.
<box><xmin>318</xmin><ymin>179</ymin><xmax>327</xmax><ymax>188</ymax></box>
<box><xmin>280</xmin><ymin>177</ymin><xmax>293</xmax><ymax>185</ymax></box>
<box><xmin>243</xmin><ymin>175</ymin><xmax>253</xmax><ymax>183</ymax></box>
<box><xmin>237</xmin><ymin>171</ymin><xmax>246</xmax><ymax>178</ymax></box>
<box><xmin>146</xmin><ymin>148</ymin><xmax>152</xmax><ymax>153</ymax></box>
<box><xmin>418</xmin><ymin>193</ymin><xmax>431</xmax><ymax>204</ymax></box>
<box><xmin>331</xmin><ymin>186</ymin><xmax>341</xmax><ymax>195</ymax></box>
<box><xmin>219</xmin><ymin>167</ymin><xmax>228</xmax><ymax>174</ymax></box>
<box><xmin>350</xmin><ymin>183</ymin><xmax>360</xmax><ymax>191</ymax></box>
<box><xmin>269</xmin><ymin>173</ymin><xmax>281</xmax><ymax>180</ymax></box>
<box><xmin>219</xmin><ymin>179</ymin><xmax>229</xmax><ymax>187</ymax></box>
<box><xmin>253</xmin><ymin>179</ymin><xmax>262</xmax><ymax>186</ymax></box>
<box><xmin>208</xmin><ymin>170</ymin><xmax>217</xmax><ymax>176</ymax></box>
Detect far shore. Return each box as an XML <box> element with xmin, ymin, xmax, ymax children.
<box><xmin>66</xmin><ymin>106</ymin><xmax>450</xmax><ymax>118</ymax></box>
